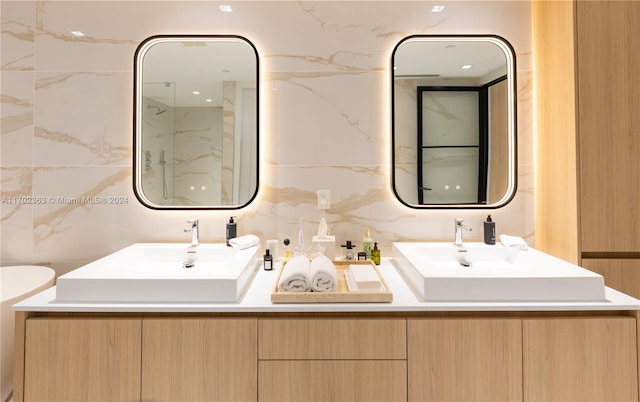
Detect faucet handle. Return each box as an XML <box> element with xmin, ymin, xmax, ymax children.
<box><xmin>185</xmin><ymin>219</ymin><xmax>198</xmax><ymax>233</ymax></box>
<box><xmin>185</xmin><ymin>219</ymin><xmax>200</xmax><ymax>247</ymax></box>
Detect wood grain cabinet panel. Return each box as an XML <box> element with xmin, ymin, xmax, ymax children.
<box><xmin>258</xmin><ymin>360</ymin><xmax>406</xmax><ymax>402</ymax></box>
<box><xmin>258</xmin><ymin>317</ymin><xmax>406</xmax><ymax>360</ymax></box>
<box><xmin>24</xmin><ymin>318</ymin><xmax>142</xmax><ymax>402</ymax></box>
<box><xmin>576</xmin><ymin>0</ymin><xmax>640</xmax><ymax>252</ymax></box>
<box><xmin>141</xmin><ymin>318</ymin><xmax>257</xmax><ymax>402</ymax></box>
<box><xmin>523</xmin><ymin>317</ymin><xmax>638</xmax><ymax>402</ymax></box>
<box><xmin>582</xmin><ymin>259</ymin><xmax>640</xmax><ymax>300</ymax></box>
<box><xmin>407</xmin><ymin>318</ymin><xmax>523</xmax><ymax>402</ymax></box>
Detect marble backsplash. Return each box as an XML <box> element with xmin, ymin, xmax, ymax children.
<box><xmin>1</xmin><ymin>1</ymin><xmax>533</xmax><ymax>274</ymax></box>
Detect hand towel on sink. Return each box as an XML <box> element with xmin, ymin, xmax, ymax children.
<box><xmin>277</xmin><ymin>255</ymin><xmax>311</xmax><ymax>292</ymax></box>
<box><xmin>310</xmin><ymin>255</ymin><xmax>338</xmax><ymax>292</ymax></box>
<box><xmin>499</xmin><ymin>234</ymin><xmax>528</xmax><ymax>250</ymax></box>
<box><xmin>229</xmin><ymin>234</ymin><xmax>260</xmax><ymax>250</ymax></box>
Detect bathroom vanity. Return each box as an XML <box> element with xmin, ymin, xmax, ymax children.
<box><xmin>13</xmin><ymin>258</ymin><xmax>640</xmax><ymax>402</ymax></box>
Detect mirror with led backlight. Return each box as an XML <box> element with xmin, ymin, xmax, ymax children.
<box><xmin>134</xmin><ymin>35</ymin><xmax>258</xmax><ymax>209</ymax></box>
<box><xmin>392</xmin><ymin>35</ymin><xmax>517</xmax><ymax>208</ymax></box>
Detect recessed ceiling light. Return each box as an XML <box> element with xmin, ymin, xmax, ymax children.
<box><xmin>205</xmin><ymin>98</ymin><xmax>213</xmax><ymax>102</ymax></box>
<box><xmin>70</xmin><ymin>31</ymin><xmax>85</xmax><ymax>37</ymax></box>
<box><xmin>461</xmin><ymin>65</ymin><xmax>473</xmax><ymax>70</ymax></box>
<box><xmin>192</xmin><ymin>91</ymin><xmax>200</xmax><ymax>95</ymax></box>
<box><xmin>431</xmin><ymin>5</ymin><xmax>445</xmax><ymax>12</ymax></box>
<box><xmin>219</xmin><ymin>5</ymin><xmax>232</xmax><ymax>12</ymax></box>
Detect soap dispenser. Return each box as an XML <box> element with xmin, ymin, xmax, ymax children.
<box><xmin>484</xmin><ymin>215</ymin><xmax>496</xmax><ymax>245</ymax></box>
<box><xmin>372</xmin><ymin>242</ymin><xmax>381</xmax><ymax>265</ymax></box>
<box><xmin>226</xmin><ymin>217</ymin><xmax>237</xmax><ymax>246</ymax></box>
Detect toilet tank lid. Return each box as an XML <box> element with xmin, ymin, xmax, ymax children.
<box><xmin>1</xmin><ymin>266</ymin><xmax>55</xmax><ymax>302</ymax></box>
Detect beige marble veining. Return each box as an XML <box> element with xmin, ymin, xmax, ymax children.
<box><xmin>1</xmin><ymin>1</ymin><xmax>35</xmax><ymax>71</ymax></box>
<box><xmin>34</xmin><ymin>71</ymin><xmax>131</xmax><ymax>166</ymax></box>
<box><xmin>1</xmin><ymin>71</ymin><xmax>34</xmax><ymax>166</ymax></box>
<box><xmin>32</xmin><ymin>166</ymin><xmax>130</xmax><ymax>265</ymax></box>
<box><xmin>0</xmin><ymin>1</ymin><xmax>533</xmax><ymax>274</ymax></box>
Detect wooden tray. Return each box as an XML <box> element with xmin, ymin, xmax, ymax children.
<box><xmin>271</xmin><ymin>260</ymin><xmax>393</xmax><ymax>303</ymax></box>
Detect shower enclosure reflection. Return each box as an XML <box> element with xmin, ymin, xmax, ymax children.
<box><xmin>392</xmin><ymin>35</ymin><xmax>517</xmax><ymax>209</ymax></box>
<box><xmin>134</xmin><ymin>36</ymin><xmax>259</xmax><ymax>209</ymax></box>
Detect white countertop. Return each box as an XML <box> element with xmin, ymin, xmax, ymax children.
<box><xmin>13</xmin><ymin>259</ymin><xmax>640</xmax><ymax>313</ymax></box>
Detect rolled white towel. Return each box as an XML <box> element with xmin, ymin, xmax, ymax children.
<box><xmin>229</xmin><ymin>234</ymin><xmax>260</xmax><ymax>250</ymax></box>
<box><xmin>499</xmin><ymin>234</ymin><xmax>528</xmax><ymax>250</ymax></box>
<box><xmin>277</xmin><ymin>255</ymin><xmax>311</xmax><ymax>292</ymax></box>
<box><xmin>310</xmin><ymin>255</ymin><xmax>338</xmax><ymax>292</ymax></box>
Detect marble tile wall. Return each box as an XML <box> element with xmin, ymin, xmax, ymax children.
<box><xmin>1</xmin><ymin>1</ymin><xmax>533</xmax><ymax>274</ymax></box>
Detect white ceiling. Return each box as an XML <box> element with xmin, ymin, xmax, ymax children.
<box><xmin>141</xmin><ymin>38</ymin><xmax>257</xmax><ymax>108</ymax></box>
<box><xmin>393</xmin><ymin>39</ymin><xmax>508</xmax><ymax>84</ymax></box>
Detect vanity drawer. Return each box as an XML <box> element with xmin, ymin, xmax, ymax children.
<box><xmin>258</xmin><ymin>317</ymin><xmax>406</xmax><ymax>360</ymax></box>
<box><xmin>258</xmin><ymin>360</ymin><xmax>407</xmax><ymax>402</ymax></box>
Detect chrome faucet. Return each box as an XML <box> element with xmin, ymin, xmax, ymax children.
<box><xmin>454</xmin><ymin>218</ymin><xmax>472</xmax><ymax>247</ymax></box>
<box><xmin>184</xmin><ymin>219</ymin><xmax>199</xmax><ymax>248</ymax></box>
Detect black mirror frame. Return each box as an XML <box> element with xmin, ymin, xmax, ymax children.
<box><xmin>391</xmin><ymin>34</ymin><xmax>518</xmax><ymax>210</ymax></box>
<box><xmin>132</xmin><ymin>34</ymin><xmax>259</xmax><ymax>210</ymax></box>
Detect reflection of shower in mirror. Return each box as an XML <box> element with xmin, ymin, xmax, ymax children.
<box><xmin>147</xmin><ymin>104</ymin><xmax>167</xmax><ymax>115</ymax></box>
<box><xmin>160</xmin><ymin>150</ymin><xmax>168</xmax><ymax>200</ymax></box>
<box><xmin>144</xmin><ymin>150</ymin><xmax>151</xmax><ymax>171</ymax></box>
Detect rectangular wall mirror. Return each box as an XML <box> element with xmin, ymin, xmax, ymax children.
<box><xmin>392</xmin><ymin>35</ymin><xmax>516</xmax><ymax>208</ymax></box>
<box><xmin>134</xmin><ymin>35</ymin><xmax>259</xmax><ymax>209</ymax></box>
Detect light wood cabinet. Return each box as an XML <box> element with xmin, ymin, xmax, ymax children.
<box><xmin>523</xmin><ymin>317</ymin><xmax>638</xmax><ymax>402</ymax></box>
<box><xmin>23</xmin><ymin>318</ymin><xmax>142</xmax><ymax>402</ymax></box>
<box><xmin>15</xmin><ymin>313</ymin><xmax>639</xmax><ymax>402</ymax></box>
<box><xmin>535</xmin><ymin>1</ymin><xmax>640</xmax><ymax>261</ymax></box>
<box><xmin>575</xmin><ymin>1</ymin><xmax>640</xmax><ymax>253</ymax></box>
<box><xmin>258</xmin><ymin>317</ymin><xmax>406</xmax><ymax>359</ymax></box>
<box><xmin>258</xmin><ymin>360</ymin><xmax>406</xmax><ymax>402</ymax></box>
<box><xmin>582</xmin><ymin>259</ymin><xmax>640</xmax><ymax>300</ymax></box>
<box><xmin>141</xmin><ymin>318</ymin><xmax>257</xmax><ymax>402</ymax></box>
<box><xmin>257</xmin><ymin>317</ymin><xmax>406</xmax><ymax>402</ymax></box>
<box><xmin>407</xmin><ymin>318</ymin><xmax>523</xmax><ymax>402</ymax></box>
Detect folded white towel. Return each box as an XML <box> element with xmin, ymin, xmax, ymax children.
<box><xmin>229</xmin><ymin>234</ymin><xmax>260</xmax><ymax>250</ymax></box>
<box><xmin>499</xmin><ymin>234</ymin><xmax>528</xmax><ymax>250</ymax></box>
<box><xmin>310</xmin><ymin>255</ymin><xmax>338</xmax><ymax>292</ymax></box>
<box><xmin>277</xmin><ymin>255</ymin><xmax>311</xmax><ymax>292</ymax></box>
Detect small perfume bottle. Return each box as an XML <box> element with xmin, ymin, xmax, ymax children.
<box><xmin>263</xmin><ymin>249</ymin><xmax>273</xmax><ymax>271</ymax></box>
<box><xmin>283</xmin><ymin>239</ymin><xmax>291</xmax><ymax>262</ymax></box>
<box><xmin>341</xmin><ymin>240</ymin><xmax>355</xmax><ymax>260</ymax></box>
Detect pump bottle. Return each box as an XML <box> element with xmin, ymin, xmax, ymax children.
<box><xmin>226</xmin><ymin>217</ymin><xmax>237</xmax><ymax>246</ymax></box>
<box><xmin>484</xmin><ymin>215</ymin><xmax>496</xmax><ymax>245</ymax></box>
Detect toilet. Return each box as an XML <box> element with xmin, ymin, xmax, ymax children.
<box><xmin>1</xmin><ymin>266</ymin><xmax>55</xmax><ymax>402</ymax></box>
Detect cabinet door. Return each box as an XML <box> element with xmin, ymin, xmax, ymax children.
<box><xmin>523</xmin><ymin>317</ymin><xmax>638</xmax><ymax>402</ymax></box>
<box><xmin>407</xmin><ymin>318</ymin><xmax>522</xmax><ymax>402</ymax></box>
<box><xmin>577</xmin><ymin>1</ymin><xmax>640</xmax><ymax>252</ymax></box>
<box><xmin>582</xmin><ymin>258</ymin><xmax>640</xmax><ymax>299</ymax></box>
<box><xmin>258</xmin><ymin>360</ymin><xmax>406</xmax><ymax>402</ymax></box>
<box><xmin>24</xmin><ymin>318</ymin><xmax>142</xmax><ymax>402</ymax></box>
<box><xmin>141</xmin><ymin>318</ymin><xmax>257</xmax><ymax>402</ymax></box>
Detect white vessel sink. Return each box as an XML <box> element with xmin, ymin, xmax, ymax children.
<box><xmin>56</xmin><ymin>243</ymin><xmax>260</xmax><ymax>303</ymax></box>
<box><xmin>392</xmin><ymin>242</ymin><xmax>606</xmax><ymax>302</ymax></box>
